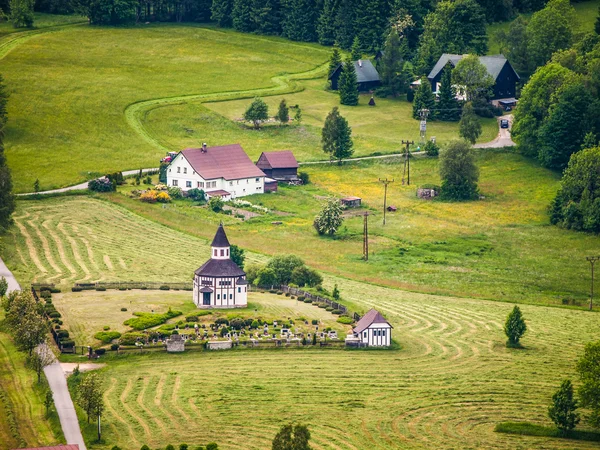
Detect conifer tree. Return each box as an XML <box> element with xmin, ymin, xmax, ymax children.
<box><xmin>596</xmin><ymin>6</ymin><xmax>600</xmax><ymax>35</ymax></box>
<box><xmin>334</xmin><ymin>0</ymin><xmax>355</xmax><ymax>49</ymax></box>
<box><xmin>436</xmin><ymin>62</ymin><xmax>460</xmax><ymax>121</ymax></box>
<box><xmin>317</xmin><ymin>0</ymin><xmax>338</xmax><ymax>46</ymax></box>
<box><xmin>328</xmin><ymin>46</ymin><xmax>342</xmax><ymax>78</ymax></box>
<box><xmin>321</xmin><ymin>107</ymin><xmax>353</xmax><ymax>164</ymax></box>
<box><xmin>412</xmin><ymin>76</ymin><xmax>435</xmax><ymax>119</ymax></box>
<box><xmin>281</xmin><ymin>0</ymin><xmax>318</xmax><ymax>42</ymax></box>
<box><xmin>277</xmin><ymin>99</ymin><xmax>289</xmax><ymax>123</ymax></box>
<box><xmin>232</xmin><ymin>0</ymin><xmax>253</xmax><ymax>32</ymax></box>
<box><xmin>379</xmin><ymin>29</ymin><xmax>405</xmax><ymax>97</ymax></box>
<box><xmin>548</xmin><ymin>379</ymin><xmax>580</xmax><ymax>432</ymax></box>
<box><xmin>250</xmin><ymin>0</ymin><xmax>281</xmax><ymax>34</ymax></box>
<box><xmin>459</xmin><ymin>102</ymin><xmax>481</xmax><ymax>144</ymax></box>
<box><xmin>338</xmin><ymin>57</ymin><xmax>358</xmax><ymax>106</ymax></box>
<box><xmin>211</xmin><ymin>0</ymin><xmax>233</xmax><ymax>27</ymax></box>
<box><xmin>350</xmin><ymin>36</ymin><xmax>361</xmax><ymax>61</ymax></box>
<box><xmin>504</xmin><ymin>305</ymin><xmax>527</xmax><ymax>347</ymax></box>
<box><xmin>354</xmin><ymin>0</ymin><xmax>390</xmax><ymax>53</ymax></box>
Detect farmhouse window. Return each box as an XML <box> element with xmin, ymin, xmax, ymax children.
<box><xmin>382</xmin><ymin>330</ymin><xmax>386</xmax><ymax>337</ymax></box>
<box><xmin>184</xmin><ymin>168</ymin><xmax>187</xmax><ymax>174</ymax></box>
<box><xmin>230</xmin><ymin>181</ymin><xmax>233</xmax><ymax>186</ymax></box>
<box><xmin>173</xmin><ymin>180</ymin><xmax>178</xmax><ymax>187</ymax></box>
<box><xmin>227</xmin><ymin>249</ymin><xmax>229</xmax><ymax>256</ymax></box>
<box><xmin>214</xmin><ymin>249</ymin><xmax>217</xmax><ymax>256</ymax></box>
<box><xmin>255</xmin><ymin>178</ymin><xmax>259</xmax><ymax>182</ymax></box>
<box><xmin>186</xmin><ymin>181</ymin><xmax>192</xmax><ymax>188</ymax></box>
<box><xmin>217</xmin><ymin>294</ymin><xmax>220</xmax><ymax>300</ymax></box>
<box><xmin>202</xmin><ymin>280</ymin><xmax>212</xmax><ymax>286</ymax></box>
<box><xmin>238</xmin><ymin>287</ymin><xmax>241</xmax><ymax>293</ymax></box>
<box><xmin>177</xmin><ymin>167</ymin><xmax>181</xmax><ymax>173</ymax></box>
<box><xmin>230</xmin><ymin>294</ymin><xmax>233</xmax><ymax>299</ymax></box>
<box><xmin>198</xmin><ymin>181</ymin><xmax>204</xmax><ymax>188</ymax></box>
<box><xmin>363</xmin><ymin>332</ymin><xmax>367</xmax><ymax>338</ymax></box>
<box><xmin>220</xmin><ymin>249</ymin><xmax>224</xmax><ymax>256</ymax></box>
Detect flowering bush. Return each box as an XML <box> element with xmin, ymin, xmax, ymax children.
<box><xmin>140</xmin><ymin>190</ymin><xmax>158</xmax><ymax>203</ymax></box>
<box><xmin>156</xmin><ymin>192</ymin><xmax>171</xmax><ymax>203</ymax></box>
<box><xmin>154</xmin><ymin>183</ymin><xmax>168</xmax><ymax>191</ymax></box>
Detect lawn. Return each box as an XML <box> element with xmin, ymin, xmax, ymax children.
<box><xmin>5</xmin><ymin>149</ymin><xmax>600</xmax><ymax>307</ymax></box>
<box><xmin>0</xmin><ymin>23</ymin><xmax>329</xmax><ymax>193</ymax></box>
<box><xmin>0</xmin><ymin>13</ymin><xmax>85</xmax><ymax>37</ymax></box>
<box><xmin>0</xmin><ymin>312</ymin><xmax>63</xmax><ymax>449</ymax></box>
<box><xmin>144</xmin><ymin>77</ymin><xmax>498</xmax><ymax>164</ymax></box>
<box><xmin>52</xmin><ymin>290</ymin><xmax>348</xmax><ymax>346</ymax></box>
<box><xmin>76</xmin><ymin>279</ymin><xmax>600</xmax><ymax>450</ymax></box>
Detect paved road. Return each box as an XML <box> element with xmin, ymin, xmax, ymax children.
<box><xmin>44</xmin><ymin>360</ymin><xmax>87</xmax><ymax>450</ymax></box>
<box><xmin>0</xmin><ymin>256</ymin><xmax>21</xmax><ymax>295</ymax></box>
<box><xmin>473</xmin><ymin>115</ymin><xmax>515</xmax><ymax>149</ymax></box>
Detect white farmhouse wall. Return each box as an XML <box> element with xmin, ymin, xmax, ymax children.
<box><xmin>358</xmin><ymin>323</ymin><xmax>392</xmax><ymax>347</ymax></box>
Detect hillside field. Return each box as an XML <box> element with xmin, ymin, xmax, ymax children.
<box><xmin>69</xmin><ymin>279</ymin><xmax>600</xmax><ymax>450</ymax></box>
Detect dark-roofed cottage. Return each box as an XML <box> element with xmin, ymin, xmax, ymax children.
<box><xmin>352</xmin><ymin>309</ymin><xmax>392</xmax><ymax>347</ymax></box>
<box><xmin>255</xmin><ymin>150</ymin><xmax>299</xmax><ymax>181</ymax></box>
<box><xmin>193</xmin><ymin>224</ymin><xmax>247</xmax><ymax>308</ymax></box>
<box><xmin>427</xmin><ymin>54</ymin><xmax>520</xmax><ymax>100</ymax></box>
<box><xmin>329</xmin><ymin>60</ymin><xmax>381</xmax><ymax>92</ymax></box>
<box><xmin>167</xmin><ymin>143</ymin><xmax>265</xmax><ymax>199</ymax></box>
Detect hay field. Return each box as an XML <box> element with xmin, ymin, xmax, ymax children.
<box><xmin>93</xmin><ymin>280</ymin><xmax>600</xmax><ymax>450</ymax></box>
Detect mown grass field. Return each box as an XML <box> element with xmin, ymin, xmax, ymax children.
<box><xmin>0</xmin><ymin>13</ymin><xmax>85</xmax><ymax>37</ymax></box>
<box><xmin>79</xmin><ymin>278</ymin><xmax>600</xmax><ymax>450</ymax></box>
<box><xmin>0</xmin><ymin>312</ymin><xmax>63</xmax><ymax>450</ymax></box>
<box><xmin>53</xmin><ymin>290</ymin><xmax>347</xmax><ymax>346</ymax></box>
<box><xmin>5</xmin><ymin>149</ymin><xmax>600</xmax><ymax>307</ymax></box>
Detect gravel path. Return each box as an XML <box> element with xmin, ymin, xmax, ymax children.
<box><xmin>473</xmin><ymin>115</ymin><xmax>515</xmax><ymax>149</ymax></box>
<box><xmin>0</xmin><ymin>256</ymin><xmax>21</xmax><ymax>295</ymax></box>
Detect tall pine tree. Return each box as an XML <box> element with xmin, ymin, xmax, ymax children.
<box><xmin>281</xmin><ymin>0</ymin><xmax>318</xmax><ymax>42</ymax></box>
<box><xmin>250</xmin><ymin>0</ymin><xmax>282</xmax><ymax>34</ymax></box>
<box><xmin>334</xmin><ymin>0</ymin><xmax>356</xmax><ymax>49</ymax></box>
<box><xmin>412</xmin><ymin>76</ymin><xmax>435</xmax><ymax>119</ymax></box>
<box><xmin>436</xmin><ymin>63</ymin><xmax>460</xmax><ymax>121</ymax></box>
<box><xmin>350</xmin><ymin>36</ymin><xmax>361</xmax><ymax>60</ymax></box>
<box><xmin>354</xmin><ymin>0</ymin><xmax>390</xmax><ymax>53</ymax></box>
<box><xmin>211</xmin><ymin>0</ymin><xmax>233</xmax><ymax>26</ymax></box>
<box><xmin>232</xmin><ymin>0</ymin><xmax>253</xmax><ymax>32</ymax></box>
<box><xmin>317</xmin><ymin>0</ymin><xmax>338</xmax><ymax>45</ymax></box>
<box><xmin>338</xmin><ymin>57</ymin><xmax>359</xmax><ymax>106</ymax></box>
<box><xmin>379</xmin><ymin>29</ymin><xmax>405</xmax><ymax>97</ymax></box>
<box><xmin>328</xmin><ymin>46</ymin><xmax>342</xmax><ymax>77</ymax></box>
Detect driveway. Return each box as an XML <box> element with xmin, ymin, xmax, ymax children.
<box><xmin>0</xmin><ymin>256</ymin><xmax>21</xmax><ymax>295</ymax></box>
<box><xmin>473</xmin><ymin>114</ymin><xmax>515</xmax><ymax>148</ymax></box>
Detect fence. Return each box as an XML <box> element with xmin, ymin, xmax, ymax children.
<box><xmin>72</xmin><ymin>281</ymin><xmax>193</xmax><ymax>291</ymax></box>
<box><xmin>31</xmin><ymin>286</ymin><xmax>75</xmax><ymax>353</ymax></box>
<box><xmin>278</xmin><ymin>285</ymin><xmax>362</xmax><ymax>322</ymax></box>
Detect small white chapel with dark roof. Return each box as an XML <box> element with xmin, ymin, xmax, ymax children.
<box><xmin>193</xmin><ymin>224</ymin><xmax>248</xmax><ymax>309</ymax></box>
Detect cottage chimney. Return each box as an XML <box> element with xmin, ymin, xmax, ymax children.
<box><xmin>358</xmin><ymin>60</ymin><xmax>362</xmax><ymax>68</ymax></box>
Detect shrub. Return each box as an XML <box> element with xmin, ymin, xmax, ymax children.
<box><xmin>424</xmin><ymin>140</ymin><xmax>440</xmax><ymax>157</ymax></box>
<box><xmin>94</xmin><ymin>331</ymin><xmax>122</xmax><ymax>343</ymax></box>
<box><xmin>277</xmin><ymin>291</ymin><xmax>283</xmax><ymax>295</ymax></box>
<box><xmin>187</xmin><ymin>188</ymin><xmax>205</xmax><ymax>201</ymax></box>
<box><xmin>103</xmin><ymin>325</ymin><xmax>110</xmax><ymax>330</ymax></box>
<box><xmin>95</xmin><ymin>287</ymin><xmax>106</xmax><ymax>291</ymax></box>
<box><xmin>49</xmin><ymin>311</ymin><xmax>61</xmax><ymax>318</ymax></box>
<box><xmin>121</xmin><ymin>307</ymin><xmax>127</xmax><ymax>312</ymax></box>
<box><xmin>298</xmin><ymin>296</ymin><xmax>305</xmax><ymax>301</ymax></box>
<box><xmin>160</xmin><ymin>285</ymin><xmax>170</xmax><ymax>291</ymax></box>
<box><xmin>94</xmin><ymin>348</ymin><xmax>106</xmax><ymax>356</ymax></box>
<box><xmin>71</xmin><ymin>287</ymin><xmax>83</xmax><ymax>292</ymax></box>
<box><xmin>140</xmin><ymin>446</ymin><xmax>150</xmax><ymax>450</ymax></box>
<box><xmin>298</xmin><ymin>171</ymin><xmax>310</xmax><ymax>185</ymax></box>
<box><xmin>56</xmin><ymin>330</ymin><xmax>69</xmax><ymax>339</ymax></box>
<box><xmin>60</xmin><ymin>339</ymin><xmax>75</xmax><ymax>348</ymax></box>
<box><xmin>110</xmin><ymin>344</ymin><xmax>119</xmax><ymax>351</ymax></box>
<box><xmin>88</xmin><ymin>178</ymin><xmax>114</xmax><ymax>192</ymax></box>
<box><xmin>50</xmin><ymin>288</ymin><xmax>61</xmax><ymax>293</ymax></box>
<box><xmin>331</xmin><ymin>309</ymin><xmax>342</xmax><ymax>315</ymax></box>
<box><xmin>124</xmin><ymin>309</ymin><xmax>182</xmax><ymax>330</ymax></box>
<box><xmin>303</xmin><ymin>299</ymin><xmax>312</xmax><ymax>304</ymax></box>
<box><xmin>285</xmin><ymin>292</ymin><xmax>291</xmax><ymax>297</ymax></box>
<box><xmin>156</xmin><ymin>191</ymin><xmax>171</xmax><ymax>203</ymax></box>
<box><xmin>337</xmin><ymin>316</ymin><xmax>354</xmax><ymax>325</ymax></box>
<box><xmin>208</xmin><ymin>196</ymin><xmax>224</xmax><ymax>212</ymax></box>
<box><xmin>318</xmin><ymin>303</ymin><xmax>327</xmax><ymax>309</ymax></box>
<box><xmin>180</xmin><ymin>444</ymin><xmax>189</xmax><ymax>450</ymax></box>
<box><xmin>120</xmin><ymin>332</ymin><xmax>146</xmax><ymax>346</ymax></box>
<box><xmin>140</xmin><ymin>190</ymin><xmax>158</xmax><ymax>203</ymax></box>
<box><xmin>206</xmin><ymin>444</ymin><xmax>219</xmax><ymax>450</ymax></box>
<box><xmin>326</xmin><ymin>306</ymin><xmax>334</xmax><ymax>311</ymax></box>
<box><xmin>311</xmin><ymin>319</ymin><xmax>318</xmax><ymax>325</ymax></box>
<box><xmin>186</xmin><ymin>315</ymin><xmax>199</xmax><ymax>322</ymax></box>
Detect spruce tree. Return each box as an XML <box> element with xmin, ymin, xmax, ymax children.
<box><xmin>412</xmin><ymin>76</ymin><xmax>435</xmax><ymax>119</ymax></box>
<box><xmin>350</xmin><ymin>36</ymin><xmax>361</xmax><ymax>61</ymax></box>
<box><xmin>281</xmin><ymin>0</ymin><xmax>318</xmax><ymax>42</ymax></box>
<box><xmin>548</xmin><ymin>379</ymin><xmax>580</xmax><ymax>432</ymax></box>
<box><xmin>321</xmin><ymin>107</ymin><xmax>353</xmax><ymax>164</ymax></box>
<box><xmin>459</xmin><ymin>102</ymin><xmax>481</xmax><ymax>144</ymax></box>
<box><xmin>380</xmin><ymin>29</ymin><xmax>404</xmax><ymax>97</ymax></box>
<box><xmin>504</xmin><ymin>305</ymin><xmax>527</xmax><ymax>347</ymax></box>
<box><xmin>334</xmin><ymin>0</ymin><xmax>355</xmax><ymax>49</ymax></box>
<box><xmin>232</xmin><ymin>0</ymin><xmax>253</xmax><ymax>32</ymax></box>
<box><xmin>328</xmin><ymin>46</ymin><xmax>342</xmax><ymax>78</ymax></box>
<box><xmin>211</xmin><ymin>0</ymin><xmax>233</xmax><ymax>27</ymax></box>
<box><xmin>250</xmin><ymin>0</ymin><xmax>281</xmax><ymax>34</ymax></box>
<box><xmin>596</xmin><ymin>7</ymin><xmax>600</xmax><ymax>35</ymax></box>
<box><xmin>354</xmin><ymin>0</ymin><xmax>390</xmax><ymax>53</ymax></box>
<box><xmin>317</xmin><ymin>0</ymin><xmax>338</xmax><ymax>45</ymax></box>
<box><xmin>0</xmin><ymin>74</ymin><xmax>7</xmax><ymax>135</ymax></box>
<box><xmin>338</xmin><ymin>58</ymin><xmax>358</xmax><ymax>106</ymax></box>
<box><xmin>277</xmin><ymin>99</ymin><xmax>289</xmax><ymax>123</ymax></box>
<box><xmin>436</xmin><ymin>62</ymin><xmax>460</xmax><ymax>121</ymax></box>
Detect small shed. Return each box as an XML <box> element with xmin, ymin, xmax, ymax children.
<box><xmin>256</xmin><ymin>151</ymin><xmax>299</xmax><ymax>181</ymax></box>
<box><xmin>341</xmin><ymin>196</ymin><xmax>362</xmax><ymax>208</ymax></box>
<box><xmin>329</xmin><ymin>60</ymin><xmax>381</xmax><ymax>92</ymax></box>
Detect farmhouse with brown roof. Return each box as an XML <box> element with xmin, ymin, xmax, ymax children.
<box><xmin>256</xmin><ymin>150</ymin><xmax>299</xmax><ymax>181</ymax></box>
<box><xmin>167</xmin><ymin>143</ymin><xmax>265</xmax><ymax>199</ymax></box>
<box><xmin>193</xmin><ymin>223</ymin><xmax>247</xmax><ymax>308</ymax></box>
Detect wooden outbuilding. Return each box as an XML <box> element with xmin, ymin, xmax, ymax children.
<box><xmin>256</xmin><ymin>150</ymin><xmax>299</xmax><ymax>181</ymax></box>
<box><xmin>341</xmin><ymin>196</ymin><xmax>362</xmax><ymax>208</ymax></box>
<box><xmin>352</xmin><ymin>309</ymin><xmax>392</xmax><ymax>347</ymax></box>
<box><xmin>329</xmin><ymin>59</ymin><xmax>381</xmax><ymax>92</ymax></box>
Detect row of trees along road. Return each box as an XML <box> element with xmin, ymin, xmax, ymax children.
<box><xmin>0</xmin><ymin>74</ymin><xmax>15</xmax><ymax>234</ymax></box>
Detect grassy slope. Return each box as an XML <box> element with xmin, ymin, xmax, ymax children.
<box><xmin>0</xmin><ymin>13</ymin><xmax>86</xmax><ymax>37</ymax></box>
<box><xmin>5</xmin><ymin>152</ymin><xmax>600</xmax><ymax>307</ymax></box>
<box><xmin>1</xmin><ymin>24</ymin><xmax>328</xmax><ymax>192</ymax></box>
<box><xmin>0</xmin><ymin>313</ymin><xmax>63</xmax><ymax>449</ymax></box>
<box><xmin>82</xmin><ymin>281</ymin><xmax>600</xmax><ymax>450</ymax></box>
<box><xmin>487</xmin><ymin>0</ymin><xmax>600</xmax><ymax>54</ymax></box>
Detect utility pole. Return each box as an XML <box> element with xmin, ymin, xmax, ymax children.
<box><xmin>363</xmin><ymin>211</ymin><xmax>369</xmax><ymax>261</ymax></box>
<box><xmin>401</xmin><ymin>140</ymin><xmax>414</xmax><ymax>186</ymax></box>
<box><xmin>587</xmin><ymin>256</ymin><xmax>600</xmax><ymax>310</ymax></box>
<box><xmin>419</xmin><ymin>108</ymin><xmax>430</xmax><ymax>144</ymax></box>
<box><xmin>379</xmin><ymin>178</ymin><xmax>394</xmax><ymax>225</ymax></box>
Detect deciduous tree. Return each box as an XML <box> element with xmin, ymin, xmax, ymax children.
<box><xmin>504</xmin><ymin>305</ymin><xmax>526</xmax><ymax>347</ymax></box>
<box><xmin>229</xmin><ymin>244</ymin><xmax>245</xmax><ymax>269</ymax></box>
<box><xmin>314</xmin><ymin>197</ymin><xmax>343</xmax><ymax>236</ymax></box>
<box><xmin>9</xmin><ymin>0</ymin><xmax>34</xmax><ymax>27</ymax></box>
<box><xmin>272</xmin><ymin>423</ymin><xmax>312</xmax><ymax>450</ymax></box>
<box><xmin>321</xmin><ymin>107</ymin><xmax>353</xmax><ymax>163</ymax></box>
<box><xmin>451</xmin><ymin>55</ymin><xmax>494</xmax><ymax>102</ymax></box>
<box><xmin>243</xmin><ymin>97</ymin><xmax>269</xmax><ymax>129</ymax></box>
<box><xmin>0</xmin><ymin>277</ymin><xmax>7</xmax><ymax>297</ymax></box>
<box><xmin>27</xmin><ymin>345</ymin><xmax>54</xmax><ymax>383</ymax></box>
<box><xmin>577</xmin><ymin>340</ymin><xmax>600</xmax><ymax>427</ymax></box>
<box><xmin>266</xmin><ymin>255</ymin><xmax>305</xmax><ymax>285</ymax></box>
<box><xmin>77</xmin><ymin>372</ymin><xmax>105</xmax><ymax>424</ymax></box>
<box><xmin>439</xmin><ymin>140</ymin><xmax>479</xmax><ymax>200</ymax></box>
<box><xmin>548</xmin><ymin>379</ymin><xmax>580</xmax><ymax>432</ymax></box>
<box><xmin>459</xmin><ymin>102</ymin><xmax>481</xmax><ymax>144</ymax></box>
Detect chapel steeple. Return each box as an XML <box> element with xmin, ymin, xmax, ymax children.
<box><xmin>211</xmin><ymin>223</ymin><xmax>230</xmax><ymax>260</ymax></box>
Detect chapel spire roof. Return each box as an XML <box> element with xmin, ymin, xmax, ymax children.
<box><xmin>211</xmin><ymin>223</ymin><xmax>230</xmax><ymax>248</ymax></box>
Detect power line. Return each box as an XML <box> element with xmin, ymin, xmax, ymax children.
<box><xmin>379</xmin><ymin>178</ymin><xmax>394</xmax><ymax>226</ymax></box>
<box><xmin>587</xmin><ymin>256</ymin><xmax>600</xmax><ymax>310</ymax></box>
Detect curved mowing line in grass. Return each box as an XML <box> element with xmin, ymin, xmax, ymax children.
<box><xmin>0</xmin><ymin>23</ymin><xmax>85</xmax><ymax>60</ymax></box>
<box><xmin>124</xmin><ymin>62</ymin><xmax>329</xmax><ymax>153</ymax></box>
